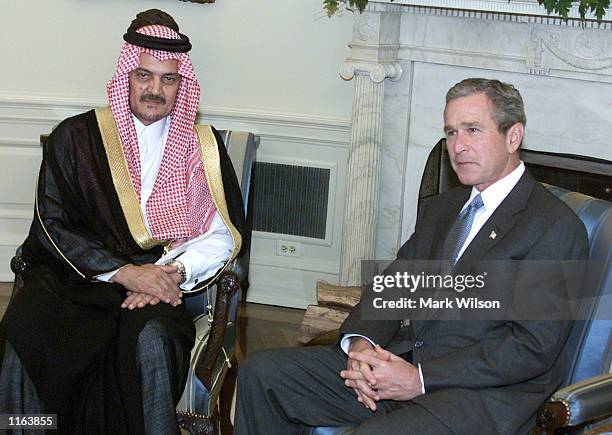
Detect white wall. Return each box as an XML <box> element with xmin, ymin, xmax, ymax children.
<box><xmin>0</xmin><ymin>0</ymin><xmax>355</xmax><ymax>308</ymax></box>
<box><xmin>0</xmin><ymin>0</ymin><xmax>354</xmax><ymax>116</ymax></box>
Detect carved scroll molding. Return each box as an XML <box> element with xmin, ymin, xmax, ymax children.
<box><xmin>528</xmin><ymin>28</ymin><xmax>612</xmax><ymax>75</ymax></box>
<box><xmin>340</xmin><ymin>60</ymin><xmax>403</xmax><ymax>83</ymax></box>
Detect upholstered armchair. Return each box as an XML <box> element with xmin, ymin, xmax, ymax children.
<box><xmin>310</xmin><ymin>140</ymin><xmax>612</xmax><ymax>435</ymax></box>
<box><xmin>531</xmin><ymin>185</ymin><xmax>612</xmax><ymax>434</ymax></box>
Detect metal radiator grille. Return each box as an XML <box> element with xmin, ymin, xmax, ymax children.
<box><xmin>252</xmin><ymin>162</ymin><xmax>330</xmax><ymax>239</ymax></box>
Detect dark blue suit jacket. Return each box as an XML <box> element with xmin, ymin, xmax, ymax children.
<box><xmin>340</xmin><ymin>170</ymin><xmax>588</xmax><ymax>434</ymax></box>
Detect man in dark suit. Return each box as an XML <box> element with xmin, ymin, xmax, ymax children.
<box><xmin>234</xmin><ymin>78</ymin><xmax>588</xmax><ymax>434</ymax></box>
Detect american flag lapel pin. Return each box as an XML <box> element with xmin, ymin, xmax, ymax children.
<box><xmin>489</xmin><ymin>230</ymin><xmax>497</xmax><ymax>240</ymax></box>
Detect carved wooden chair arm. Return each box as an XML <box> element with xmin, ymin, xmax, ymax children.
<box><xmin>9</xmin><ymin>252</ymin><xmax>30</xmax><ymax>302</ymax></box>
<box><xmin>195</xmin><ymin>270</ymin><xmax>240</xmax><ymax>391</ymax></box>
<box><xmin>10</xmin><ymin>253</ymin><xmax>29</xmax><ymax>275</ymax></box>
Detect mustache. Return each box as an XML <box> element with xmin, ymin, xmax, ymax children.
<box><xmin>140</xmin><ymin>94</ymin><xmax>166</xmax><ymax>104</ymax></box>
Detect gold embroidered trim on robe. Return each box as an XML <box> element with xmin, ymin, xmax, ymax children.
<box><xmin>190</xmin><ymin>125</ymin><xmax>243</xmax><ymax>291</ymax></box>
<box><xmin>34</xmin><ymin>175</ymin><xmax>87</xmax><ymax>279</ymax></box>
<box><xmin>95</xmin><ymin>107</ymin><xmax>163</xmax><ymax>251</ymax></box>
<box><xmin>95</xmin><ymin>108</ymin><xmax>241</xmax><ymax>292</ymax></box>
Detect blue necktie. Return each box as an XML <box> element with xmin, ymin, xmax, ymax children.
<box><xmin>443</xmin><ymin>193</ymin><xmax>484</xmax><ymax>269</ymax></box>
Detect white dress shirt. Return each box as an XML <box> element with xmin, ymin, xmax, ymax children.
<box><xmin>97</xmin><ymin>115</ymin><xmax>234</xmax><ymax>290</ymax></box>
<box><xmin>455</xmin><ymin>162</ymin><xmax>525</xmax><ymax>260</ymax></box>
<box><xmin>341</xmin><ymin>162</ymin><xmax>526</xmax><ymax>394</ymax></box>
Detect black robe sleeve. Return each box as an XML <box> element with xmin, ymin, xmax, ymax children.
<box><xmin>23</xmin><ymin>113</ymin><xmax>158</xmax><ymax>279</ymax></box>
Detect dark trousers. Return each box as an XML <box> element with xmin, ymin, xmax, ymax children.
<box><xmin>0</xmin><ymin>318</ymin><xmax>190</xmax><ymax>435</ymax></box>
<box><xmin>136</xmin><ymin>318</ymin><xmax>191</xmax><ymax>435</ymax></box>
<box><xmin>234</xmin><ymin>345</ymin><xmax>451</xmax><ymax>435</ymax></box>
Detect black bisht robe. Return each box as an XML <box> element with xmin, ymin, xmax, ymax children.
<box><xmin>0</xmin><ymin>108</ymin><xmax>246</xmax><ymax>434</ymax></box>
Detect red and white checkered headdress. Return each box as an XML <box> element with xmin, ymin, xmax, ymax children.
<box><xmin>107</xmin><ymin>24</ymin><xmax>214</xmax><ymax>241</ymax></box>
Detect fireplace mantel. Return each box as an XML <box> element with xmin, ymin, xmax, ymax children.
<box><xmin>337</xmin><ymin>0</ymin><xmax>612</xmax><ymax>285</ymax></box>
<box><xmin>371</xmin><ymin>0</ymin><xmax>612</xmax><ymax>22</ymax></box>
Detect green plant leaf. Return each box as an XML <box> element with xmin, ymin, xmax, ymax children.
<box><xmin>348</xmin><ymin>0</ymin><xmax>368</xmax><ymax>12</ymax></box>
<box><xmin>541</xmin><ymin>0</ymin><xmax>557</xmax><ymax>13</ymax></box>
<box><xmin>555</xmin><ymin>0</ymin><xmax>572</xmax><ymax>17</ymax></box>
<box><xmin>595</xmin><ymin>5</ymin><xmax>606</xmax><ymax>19</ymax></box>
<box><xmin>324</xmin><ymin>0</ymin><xmax>337</xmax><ymax>17</ymax></box>
<box><xmin>326</xmin><ymin>0</ymin><xmax>608</xmax><ymax>22</ymax></box>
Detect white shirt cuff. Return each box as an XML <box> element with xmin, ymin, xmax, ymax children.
<box><xmin>340</xmin><ymin>334</ymin><xmax>376</xmax><ymax>354</ymax></box>
<box><xmin>418</xmin><ymin>363</ymin><xmax>426</xmax><ymax>394</ymax></box>
<box><xmin>164</xmin><ymin>213</ymin><xmax>233</xmax><ymax>291</ymax></box>
<box><xmin>95</xmin><ymin>264</ymin><xmax>128</xmax><ymax>283</ymax></box>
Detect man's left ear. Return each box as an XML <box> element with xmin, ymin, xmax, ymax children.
<box><xmin>506</xmin><ymin>123</ymin><xmax>524</xmax><ymax>154</ymax></box>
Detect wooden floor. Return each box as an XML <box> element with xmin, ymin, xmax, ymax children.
<box><xmin>236</xmin><ymin>301</ymin><xmax>305</xmax><ymax>356</ymax></box>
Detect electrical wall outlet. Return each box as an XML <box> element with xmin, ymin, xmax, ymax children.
<box><xmin>276</xmin><ymin>240</ymin><xmax>302</xmax><ymax>257</ymax></box>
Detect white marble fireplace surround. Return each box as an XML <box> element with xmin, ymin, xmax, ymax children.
<box><xmin>339</xmin><ymin>0</ymin><xmax>612</xmax><ymax>285</ymax></box>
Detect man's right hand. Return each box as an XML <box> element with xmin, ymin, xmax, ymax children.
<box><xmin>112</xmin><ymin>264</ymin><xmax>182</xmax><ymax>307</ymax></box>
<box><xmin>341</xmin><ymin>337</ymin><xmax>380</xmax><ymax>411</ymax></box>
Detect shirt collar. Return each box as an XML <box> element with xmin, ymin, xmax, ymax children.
<box><xmin>466</xmin><ymin>161</ymin><xmax>525</xmax><ymax>212</ymax></box>
<box><xmin>132</xmin><ymin>115</ymin><xmax>169</xmax><ymax>142</ymax></box>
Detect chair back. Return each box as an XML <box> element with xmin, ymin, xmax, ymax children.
<box><xmin>182</xmin><ymin>129</ymin><xmax>258</xmax><ymax>320</ymax></box>
<box><xmin>217</xmin><ymin>130</ymin><xmax>258</xmax><ymax>214</ymax></box>
<box><xmin>217</xmin><ymin>130</ymin><xmax>258</xmax><ymax>321</ymax></box>
<box><xmin>544</xmin><ymin>186</ymin><xmax>612</xmax><ymax>384</ymax></box>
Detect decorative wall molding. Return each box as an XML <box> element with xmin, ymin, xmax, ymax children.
<box><xmin>372</xmin><ymin>0</ymin><xmax>612</xmax><ymax>23</ymax></box>
<box><xmin>392</xmin><ymin>15</ymin><xmax>612</xmax><ymax>83</ymax></box>
<box><xmin>0</xmin><ymin>234</ymin><xmax>26</xmax><ymax>246</ymax></box>
<box><xmin>0</xmin><ymin>138</ymin><xmax>39</xmax><ymax>149</ymax></box>
<box><xmin>364</xmin><ymin>2</ymin><xmax>408</xmax><ymax>13</ymax></box>
<box><xmin>0</xmin><ymin>95</ymin><xmax>351</xmax><ymax>138</ymax></box>
<box><xmin>400</xmin><ymin>5</ymin><xmax>612</xmax><ymax>28</ymax></box>
<box><xmin>356</xmin><ymin>9</ymin><xmax>381</xmax><ymax>41</ymax></box>
<box><xmin>257</xmin><ymin>133</ymin><xmax>349</xmax><ymax>149</ymax></box>
<box><xmin>0</xmin><ymin>208</ymin><xmax>33</xmax><ymax>220</ymax></box>
<box><xmin>529</xmin><ymin>28</ymin><xmax>612</xmax><ymax>74</ymax></box>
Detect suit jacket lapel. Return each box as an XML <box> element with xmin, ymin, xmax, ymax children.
<box><xmin>414</xmin><ymin>171</ymin><xmax>535</xmax><ymax>338</ymax></box>
<box><xmin>411</xmin><ymin>188</ymin><xmax>469</xmax><ymax>337</ymax></box>
<box><xmin>453</xmin><ymin>171</ymin><xmax>535</xmax><ymax>274</ymax></box>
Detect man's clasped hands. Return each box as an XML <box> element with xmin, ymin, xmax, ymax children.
<box><xmin>341</xmin><ymin>337</ymin><xmax>424</xmax><ymax>411</ymax></box>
